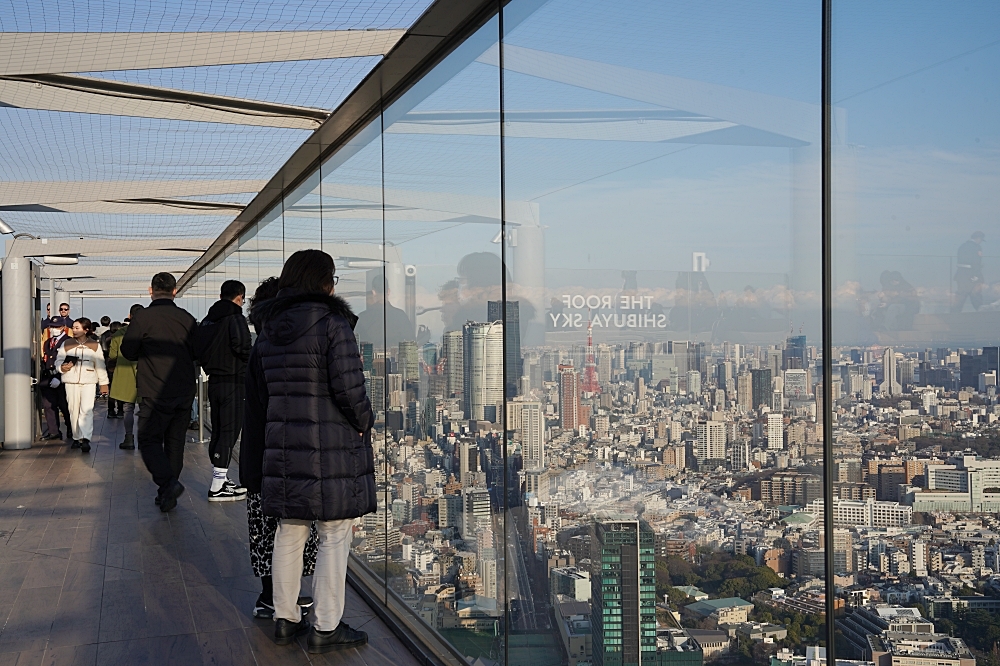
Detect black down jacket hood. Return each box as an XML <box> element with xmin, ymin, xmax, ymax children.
<box><xmin>241</xmin><ymin>288</ymin><xmax>376</xmax><ymax>521</ymax></box>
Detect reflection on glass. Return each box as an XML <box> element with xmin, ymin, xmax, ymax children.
<box><xmin>503</xmin><ymin>0</ymin><xmax>823</xmax><ymax>663</ymax></box>
<box><xmin>832</xmin><ymin>3</ymin><xmax>1000</xmax><ymax>664</ymax></box>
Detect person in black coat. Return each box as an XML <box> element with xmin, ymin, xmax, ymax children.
<box><xmin>195</xmin><ymin>279</ymin><xmax>252</xmax><ymax>502</ymax></box>
<box><xmin>120</xmin><ymin>272</ymin><xmax>197</xmax><ymax>513</ymax></box>
<box><xmin>241</xmin><ymin>250</ymin><xmax>374</xmax><ymax>653</ymax></box>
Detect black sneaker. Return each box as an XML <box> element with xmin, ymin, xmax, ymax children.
<box><xmin>307</xmin><ymin>622</ymin><xmax>367</xmax><ymax>653</ymax></box>
<box><xmin>253</xmin><ymin>594</ymin><xmax>275</xmax><ymax>619</ymax></box>
<box><xmin>80</xmin><ymin>439</ymin><xmax>91</xmax><ymax>453</ymax></box>
<box><xmin>159</xmin><ymin>480</ymin><xmax>185</xmax><ymax>513</ymax></box>
<box><xmin>298</xmin><ymin>596</ymin><xmax>314</xmax><ymax>619</ymax></box>
<box><xmin>274</xmin><ymin>618</ymin><xmax>310</xmax><ymax>645</ymax></box>
<box><xmin>208</xmin><ymin>480</ymin><xmax>248</xmax><ymax>502</ymax></box>
<box><xmin>70</xmin><ymin>440</ymin><xmax>81</xmax><ymax>449</ymax></box>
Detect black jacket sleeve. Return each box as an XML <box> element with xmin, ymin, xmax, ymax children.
<box><xmin>229</xmin><ymin>315</ymin><xmax>252</xmax><ymax>364</ymax></box>
<box><xmin>326</xmin><ymin>316</ymin><xmax>373</xmax><ymax>433</ymax></box>
<box><xmin>120</xmin><ymin>317</ymin><xmax>143</xmax><ymax>361</ymax></box>
<box><xmin>240</xmin><ymin>344</ymin><xmax>267</xmax><ymax>495</ymax></box>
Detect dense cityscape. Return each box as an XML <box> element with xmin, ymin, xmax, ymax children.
<box><xmin>349</xmin><ymin>301</ymin><xmax>1000</xmax><ymax>666</ymax></box>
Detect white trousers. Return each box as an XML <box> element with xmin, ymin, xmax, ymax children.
<box><xmin>64</xmin><ymin>383</ymin><xmax>96</xmax><ymax>441</ymax></box>
<box><xmin>273</xmin><ymin>518</ymin><xmax>354</xmax><ymax>631</ymax></box>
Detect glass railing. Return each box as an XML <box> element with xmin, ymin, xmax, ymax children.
<box><xmin>180</xmin><ymin>1</ymin><xmax>1000</xmax><ymax>664</ymax></box>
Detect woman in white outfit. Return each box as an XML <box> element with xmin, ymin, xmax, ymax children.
<box><xmin>56</xmin><ymin>318</ymin><xmax>109</xmax><ymax>453</ymax></box>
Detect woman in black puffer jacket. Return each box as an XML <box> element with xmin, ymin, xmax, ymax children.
<box><xmin>241</xmin><ymin>249</ymin><xmax>375</xmax><ymax>653</ymax></box>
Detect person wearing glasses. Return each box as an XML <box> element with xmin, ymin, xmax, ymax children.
<box><xmin>242</xmin><ymin>250</ymin><xmax>374</xmax><ymax>653</ymax></box>
<box><xmin>56</xmin><ymin>317</ymin><xmax>110</xmax><ymax>453</ymax></box>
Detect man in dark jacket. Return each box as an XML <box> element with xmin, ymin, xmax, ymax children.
<box><xmin>121</xmin><ymin>272</ymin><xmax>197</xmax><ymax>512</ymax></box>
<box><xmin>952</xmin><ymin>231</ymin><xmax>985</xmax><ymax>312</ymax></box>
<box><xmin>195</xmin><ymin>279</ymin><xmax>251</xmax><ymax>502</ymax></box>
<box><xmin>241</xmin><ymin>250</ymin><xmax>374</xmax><ymax>652</ymax></box>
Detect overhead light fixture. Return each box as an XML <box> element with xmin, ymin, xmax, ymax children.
<box><xmin>42</xmin><ymin>255</ymin><xmax>79</xmax><ymax>265</ymax></box>
<box><xmin>0</xmin><ymin>219</ymin><xmax>14</xmax><ymax>235</ymax></box>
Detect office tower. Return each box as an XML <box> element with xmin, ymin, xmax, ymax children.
<box><xmin>731</xmin><ymin>439</ymin><xmax>751</xmax><ymax>470</ymax></box>
<box><xmin>442</xmin><ymin>330</ymin><xmax>464</xmax><ymax>398</ymax></box>
<box><xmin>520</xmin><ymin>401</ymin><xmax>545</xmax><ymax>470</ymax></box>
<box><xmin>592</xmin><ymin>519</ymin><xmax>656</xmax><ymax>666</ymax></box>
<box><xmin>959</xmin><ymin>347</ymin><xmax>1000</xmax><ymax>389</ymax></box>
<box><xmin>368</xmin><ymin>374</ymin><xmax>385</xmax><ymax>413</ymax></box>
<box><xmin>635</xmin><ymin>376</ymin><xmax>646</xmax><ymax>401</ymax></box>
<box><xmin>767</xmin><ymin>349</ymin><xmax>783</xmax><ymax>378</ymax></box>
<box><xmin>695</xmin><ymin>420</ymin><xmax>725</xmax><ymax>462</ymax></box>
<box><xmin>716</xmin><ymin>360</ymin><xmax>733</xmax><ymax>391</ymax></box>
<box><xmin>360</xmin><ymin>341</ymin><xmax>374</xmax><ymax>374</ymax></box>
<box><xmin>462</xmin><ymin>488</ymin><xmax>491</xmax><ymax>537</ymax></box>
<box><xmin>686</xmin><ymin>370</ymin><xmax>701</xmax><ymax>396</ymax></box>
<box><xmin>463</xmin><ymin>322</ymin><xmax>503</xmax><ymax>421</ymax></box>
<box><xmin>880</xmin><ymin>347</ymin><xmax>902</xmax><ymax>396</ymax></box>
<box><xmin>751</xmin><ymin>368</ymin><xmax>772</xmax><ymax>410</ymax></box>
<box><xmin>737</xmin><ymin>372</ymin><xmax>753</xmax><ymax>410</ymax></box>
<box><xmin>767</xmin><ymin>411</ymin><xmax>783</xmax><ymax>450</ymax></box>
<box><xmin>598</xmin><ymin>345</ymin><xmax>612</xmax><ymax>388</ymax></box>
<box><xmin>898</xmin><ymin>358</ymin><xmax>915</xmax><ymax>388</ymax></box>
<box><xmin>833</xmin><ymin>528</ymin><xmax>853</xmax><ymax>573</ymax></box>
<box><xmin>488</xmin><ymin>300</ymin><xmax>522</xmax><ymax>397</ymax></box>
<box><xmin>438</xmin><ymin>494</ymin><xmax>462</xmax><ymax>530</ymax></box>
<box><xmin>458</xmin><ymin>439</ymin><xmax>479</xmax><ymax>487</ymax></box>
<box><xmin>399</xmin><ymin>341</ymin><xmax>419</xmax><ymax>384</ymax></box>
<box><xmin>783</xmin><ymin>334</ymin><xmax>807</xmax><ymax>370</ymax></box>
<box><xmin>784</xmin><ymin>368</ymin><xmax>808</xmax><ymax>400</ymax></box>
<box><xmin>560</xmin><ymin>364</ymin><xmax>581</xmax><ymax>431</ymax></box>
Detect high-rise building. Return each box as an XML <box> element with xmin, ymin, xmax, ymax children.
<box><xmin>686</xmin><ymin>370</ymin><xmax>701</xmax><ymax>396</ymax></box>
<box><xmin>462</xmin><ymin>488</ymin><xmax>492</xmax><ymax>537</ymax></box>
<box><xmin>737</xmin><ymin>372</ymin><xmax>753</xmax><ymax>410</ymax></box>
<box><xmin>751</xmin><ymin>368</ymin><xmax>772</xmax><ymax>410</ymax></box>
<box><xmin>437</xmin><ymin>494</ymin><xmax>462</xmax><ymax>530</ymax></box>
<box><xmin>463</xmin><ymin>321</ymin><xmax>503</xmax><ymax>421</ymax></box>
<box><xmin>696</xmin><ymin>420</ymin><xmax>725</xmax><ymax>462</ymax></box>
<box><xmin>731</xmin><ymin>439</ymin><xmax>751</xmax><ymax>471</ymax></box>
<box><xmin>767</xmin><ymin>412</ymin><xmax>784</xmax><ymax>451</ymax></box>
<box><xmin>487</xmin><ymin>300</ymin><xmax>522</xmax><ymax>398</ymax></box>
<box><xmin>716</xmin><ymin>360</ymin><xmax>733</xmax><ymax>391</ymax></box>
<box><xmin>592</xmin><ymin>518</ymin><xmax>656</xmax><ymax>666</ymax></box>
<box><xmin>560</xmin><ymin>364</ymin><xmax>581</xmax><ymax>431</ymax></box>
<box><xmin>880</xmin><ymin>347</ymin><xmax>902</xmax><ymax>396</ymax></box>
<box><xmin>458</xmin><ymin>439</ymin><xmax>479</xmax><ymax>487</ymax></box>
<box><xmin>783</xmin><ymin>334</ymin><xmax>807</xmax><ymax>370</ymax></box>
<box><xmin>784</xmin><ymin>369</ymin><xmax>808</xmax><ymax>400</ymax></box>
<box><xmin>520</xmin><ymin>401</ymin><xmax>545</xmax><ymax>470</ymax></box>
<box><xmin>360</xmin><ymin>341</ymin><xmax>374</xmax><ymax>374</ymax></box>
<box><xmin>399</xmin><ymin>341</ymin><xmax>419</xmax><ymax>385</ymax></box>
<box><xmin>442</xmin><ymin>330</ymin><xmax>464</xmax><ymax>398</ymax></box>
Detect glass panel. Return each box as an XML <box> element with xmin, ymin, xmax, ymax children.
<box><xmin>314</xmin><ymin>117</ymin><xmax>388</xmax><ymax>593</ymax></box>
<box><xmin>832</xmin><ymin>3</ymin><xmax>1000</xmax><ymax>663</ymax></box>
<box><xmin>504</xmin><ymin>1</ymin><xmax>824</xmax><ymax>664</ymax></box>
<box><xmin>256</xmin><ymin>204</ymin><xmax>285</xmax><ymax>294</ymax></box>
<box><xmin>380</xmin><ymin>15</ymin><xmax>504</xmax><ymax>660</ymax></box>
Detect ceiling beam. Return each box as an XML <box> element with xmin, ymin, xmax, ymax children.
<box><xmin>0</xmin><ymin>74</ymin><xmax>328</xmax><ymax>129</ymax></box>
<box><xmin>0</xmin><ymin>181</ymin><xmax>266</xmax><ymax>207</ymax></box>
<box><xmin>0</xmin><ymin>30</ymin><xmax>406</xmax><ymax>76</ymax></box>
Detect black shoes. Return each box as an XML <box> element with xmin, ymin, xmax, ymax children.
<box><xmin>274</xmin><ymin>618</ymin><xmax>310</xmax><ymax>645</ymax></box>
<box><xmin>159</xmin><ymin>480</ymin><xmax>185</xmax><ymax>512</ymax></box>
<box><xmin>207</xmin><ymin>480</ymin><xmax>248</xmax><ymax>502</ymax></box>
<box><xmin>119</xmin><ymin>434</ymin><xmax>135</xmax><ymax>450</ymax></box>
<box><xmin>307</xmin><ymin>622</ymin><xmax>368</xmax><ymax>653</ymax></box>
<box><xmin>70</xmin><ymin>440</ymin><xmax>81</xmax><ymax>449</ymax></box>
<box><xmin>42</xmin><ymin>432</ymin><xmax>62</xmax><ymax>441</ymax></box>
<box><xmin>79</xmin><ymin>439</ymin><xmax>91</xmax><ymax>453</ymax></box>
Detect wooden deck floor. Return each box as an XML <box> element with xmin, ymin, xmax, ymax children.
<box><xmin>0</xmin><ymin>403</ymin><xmax>419</xmax><ymax>666</ymax></box>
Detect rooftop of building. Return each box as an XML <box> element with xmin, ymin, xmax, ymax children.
<box><xmin>684</xmin><ymin>597</ymin><xmax>755</xmax><ymax>616</ymax></box>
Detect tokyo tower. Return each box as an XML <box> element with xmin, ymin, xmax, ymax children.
<box><xmin>581</xmin><ymin>309</ymin><xmax>601</xmax><ymax>394</ymax></box>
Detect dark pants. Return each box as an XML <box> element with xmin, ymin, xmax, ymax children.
<box><xmin>40</xmin><ymin>384</ymin><xmax>72</xmax><ymax>438</ymax></box>
<box><xmin>138</xmin><ymin>395</ymin><xmax>193</xmax><ymax>490</ymax></box>
<box><xmin>208</xmin><ymin>380</ymin><xmax>245</xmax><ymax>469</ymax></box>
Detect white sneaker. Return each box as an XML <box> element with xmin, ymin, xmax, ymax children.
<box><xmin>208</xmin><ymin>479</ymin><xmax>248</xmax><ymax>502</ymax></box>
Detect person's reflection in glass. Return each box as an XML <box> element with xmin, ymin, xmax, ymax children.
<box><xmin>438</xmin><ymin>252</ymin><xmax>534</xmax><ymax>332</ymax></box>
<box><xmin>669</xmin><ymin>271</ymin><xmax>718</xmax><ymax>333</ymax></box>
<box><xmin>875</xmin><ymin>270</ymin><xmax>920</xmax><ymax>331</ymax></box>
<box><xmin>353</xmin><ymin>276</ymin><xmax>413</xmax><ymax>349</ymax></box>
<box><xmin>951</xmin><ymin>231</ymin><xmax>985</xmax><ymax>313</ymax></box>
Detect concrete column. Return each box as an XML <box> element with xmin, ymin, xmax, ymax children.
<box><xmin>3</xmin><ymin>251</ymin><xmax>34</xmax><ymax>449</ymax></box>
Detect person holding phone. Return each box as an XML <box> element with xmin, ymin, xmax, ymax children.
<box><xmin>56</xmin><ymin>317</ymin><xmax>110</xmax><ymax>453</ymax></box>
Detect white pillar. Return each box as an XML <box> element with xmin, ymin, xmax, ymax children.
<box><xmin>509</xmin><ymin>223</ymin><xmax>545</xmax><ymax>347</ymax></box>
<box><xmin>3</xmin><ymin>251</ymin><xmax>34</xmax><ymax>449</ymax></box>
